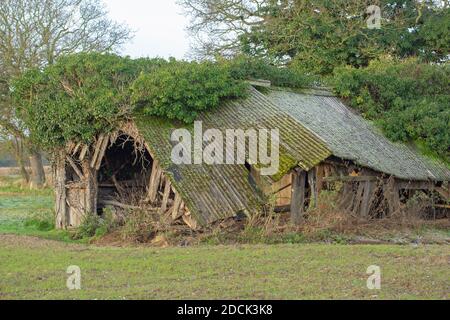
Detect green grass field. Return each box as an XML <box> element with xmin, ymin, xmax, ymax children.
<box><xmin>0</xmin><ymin>176</ymin><xmax>449</xmax><ymax>300</ymax></box>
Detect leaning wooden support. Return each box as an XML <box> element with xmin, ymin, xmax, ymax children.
<box><xmin>160</xmin><ymin>178</ymin><xmax>172</xmax><ymax>214</ymax></box>
<box><xmin>172</xmin><ymin>193</ymin><xmax>183</xmax><ymax>221</ymax></box>
<box><xmin>147</xmin><ymin>160</ymin><xmax>162</xmax><ymax>203</ymax></box>
<box><xmin>291</xmin><ymin>170</ymin><xmax>307</xmax><ymax>224</ymax></box>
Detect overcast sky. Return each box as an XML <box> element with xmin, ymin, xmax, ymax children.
<box><xmin>104</xmin><ymin>0</ymin><xmax>190</xmax><ymax>59</ymax></box>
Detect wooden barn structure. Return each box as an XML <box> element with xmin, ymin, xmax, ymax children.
<box><xmin>55</xmin><ymin>86</ymin><xmax>450</xmax><ymax>230</ymax></box>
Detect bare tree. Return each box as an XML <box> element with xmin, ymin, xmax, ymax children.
<box><xmin>178</xmin><ymin>0</ymin><xmax>272</xmax><ymax>59</ymax></box>
<box><xmin>0</xmin><ymin>0</ymin><xmax>133</xmax><ymax>187</ymax></box>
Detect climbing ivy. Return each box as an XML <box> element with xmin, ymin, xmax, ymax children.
<box><xmin>131</xmin><ymin>59</ymin><xmax>247</xmax><ymax>123</ymax></box>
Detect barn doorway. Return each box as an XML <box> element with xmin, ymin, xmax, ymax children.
<box><xmin>97</xmin><ymin>133</ymin><xmax>153</xmax><ymax>213</ymax></box>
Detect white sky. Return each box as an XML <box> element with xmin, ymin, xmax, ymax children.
<box><xmin>103</xmin><ymin>0</ymin><xmax>190</xmax><ymax>59</ymax></box>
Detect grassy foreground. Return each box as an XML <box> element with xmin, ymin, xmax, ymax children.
<box><xmin>0</xmin><ymin>235</ymin><xmax>449</xmax><ymax>300</ymax></box>
<box><xmin>0</xmin><ymin>175</ymin><xmax>449</xmax><ymax>300</ymax></box>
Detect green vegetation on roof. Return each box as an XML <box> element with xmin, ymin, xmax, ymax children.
<box><xmin>333</xmin><ymin>57</ymin><xmax>450</xmax><ymax>165</ymax></box>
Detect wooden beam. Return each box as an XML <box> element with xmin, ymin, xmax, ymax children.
<box><xmin>147</xmin><ymin>160</ymin><xmax>162</xmax><ymax>203</ymax></box>
<box><xmin>172</xmin><ymin>193</ymin><xmax>183</xmax><ymax>221</ymax></box>
<box><xmin>95</xmin><ymin>135</ymin><xmax>110</xmax><ymax>170</ymax></box>
<box><xmin>397</xmin><ymin>181</ymin><xmax>434</xmax><ymax>190</ymax></box>
<box><xmin>316</xmin><ymin>165</ymin><xmax>325</xmax><ymax>194</ymax></box>
<box><xmin>246</xmin><ymin>79</ymin><xmax>271</xmax><ymax>87</ymax></box>
<box><xmin>308</xmin><ymin>169</ymin><xmax>318</xmax><ymax>208</ymax></box>
<box><xmin>324</xmin><ymin>175</ymin><xmax>379</xmax><ymax>183</ymax></box>
<box><xmin>291</xmin><ymin>170</ymin><xmax>307</xmax><ymax>224</ymax></box>
<box><xmin>66</xmin><ymin>156</ymin><xmax>83</xmax><ymax>180</ymax></box>
<box><xmin>90</xmin><ymin>134</ymin><xmax>105</xmax><ymax>168</ymax></box>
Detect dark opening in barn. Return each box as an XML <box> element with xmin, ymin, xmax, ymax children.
<box><xmin>97</xmin><ymin>134</ymin><xmax>152</xmax><ymax>213</ymax></box>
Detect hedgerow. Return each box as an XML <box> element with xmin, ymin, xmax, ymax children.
<box><xmin>333</xmin><ymin>58</ymin><xmax>450</xmax><ymax>163</ymax></box>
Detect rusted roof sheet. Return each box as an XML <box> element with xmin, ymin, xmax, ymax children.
<box><xmin>134</xmin><ymin>87</ymin><xmax>331</xmax><ymax>225</ymax></box>
<box><xmin>267</xmin><ymin>88</ymin><xmax>450</xmax><ymax>182</ymax></box>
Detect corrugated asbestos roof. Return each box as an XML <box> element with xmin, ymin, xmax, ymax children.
<box><xmin>267</xmin><ymin>88</ymin><xmax>450</xmax><ymax>182</ymax></box>
<box><xmin>134</xmin><ymin>87</ymin><xmax>331</xmax><ymax>226</ymax></box>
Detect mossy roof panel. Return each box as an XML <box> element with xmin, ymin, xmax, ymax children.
<box><xmin>267</xmin><ymin>88</ymin><xmax>450</xmax><ymax>181</ymax></box>
<box><xmin>134</xmin><ymin>87</ymin><xmax>331</xmax><ymax>225</ymax></box>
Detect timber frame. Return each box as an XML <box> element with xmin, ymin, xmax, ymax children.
<box><xmin>55</xmin><ymin>123</ymin><xmax>449</xmax><ymax>230</ymax></box>
<box><xmin>251</xmin><ymin>157</ymin><xmax>449</xmax><ymax>224</ymax></box>
<box><xmin>55</xmin><ymin>123</ymin><xmax>197</xmax><ymax>230</ymax></box>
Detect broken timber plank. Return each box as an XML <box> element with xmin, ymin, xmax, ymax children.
<box><xmin>160</xmin><ymin>178</ymin><xmax>172</xmax><ymax>214</ymax></box>
<box><xmin>90</xmin><ymin>134</ymin><xmax>105</xmax><ymax>168</ymax></box>
<box><xmin>95</xmin><ymin>135</ymin><xmax>110</xmax><ymax>170</ymax></box>
<box><xmin>172</xmin><ymin>193</ymin><xmax>183</xmax><ymax>221</ymax></box>
<box><xmin>324</xmin><ymin>176</ymin><xmax>379</xmax><ymax>183</ymax></box>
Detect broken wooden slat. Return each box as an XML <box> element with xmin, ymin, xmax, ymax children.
<box><xmin>352</xmin><ymin>182</ymin><xmax>365</xmax><ymax>216</ymax></box>
<box><xmin>171</xmin><ymin>193</ymin><xmax>183</xmax><ymax>221</ymax></box>
<box><xmin>160</xmin><ymin>178</ymin><xmax>172</xmax><ymax>214</ymax></box>
<box><xmin>291</xmin><ymin>170</ymin><xmax>307</xmax><ymax>225</ymax></box>
<box><xmin>147</xmin><ymin>160</ymin><xmax>163</xmax><ymax>203</ymax></box>
<box><xmin>90</xmin><ymin>134</ymin><xmax>105</xmax><ymax>168</ymax></box>
<box><xmin>66</xmin><ymin>156</ymin><xmax>83</xmax><ymax>180</ymax></box>
<box><xmin>79</xmin><ymin>144</ymin><xmax>89</xmax><ymax>161</ymax></box>
<box><xmin>95</xmin><ymin>135</ymin><xmax>110</xmax><ymax>170</ymax></box>
<box><xmin>308</xmin><ymin>169</ymin><xmax>318</xmax><ymax>208</ymax></box>
<box><xmin>360</xmin><ymin>181</ymin><xmax>376</xmax><ymax>217</ymax></box>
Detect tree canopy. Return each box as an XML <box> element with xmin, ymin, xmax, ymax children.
<box><xmin>180</xmin><ymin>0</ymin><xmax>449</xmax><ymax>75</ymax></box>
<box><xmin>333</xmin><ymin>57</ymin><xmax>450</xmax><ymax>162</ymax></box>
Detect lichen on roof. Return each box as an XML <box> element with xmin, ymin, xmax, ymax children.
<box><xmin>133</xmin><ymin>87</ymin><xmax>332</xmax><ymax>225</ymax></box>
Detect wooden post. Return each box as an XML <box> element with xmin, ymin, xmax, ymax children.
<box><xmin>82</xmin><ymin>159</ymin><xmax>98</xmax><ymax>216</ymax></box>
<box><xmin>160</xmin><ymin>178</ymin><xmax>171</xmax><ymax>214</ymax></box>
<box><xmin>55</xmin><ymin>150</ymin><xmax>68</xmax><ymax>229</ymax></box>
<box><xmin>360</xmin><ymin>181</ymin><xmax>376</xmax><ymax>217</ymax></box>
<box><xmin>316</xmin><ymin>165</ymin><xmax>325</xmax><ymax>195</ymax></box>
<box><xmin>308</xmin><ymin>169</ymin><xmax>318</xmax><ymax>208</ymax></box>
<box><xmin>291</xmin><ymin>170</ymin><xmax>307</xmax><ymax>224</ymax></box>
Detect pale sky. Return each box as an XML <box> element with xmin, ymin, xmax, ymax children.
<box><xmin>103</xmin><ymin>0</ymin><xmax>190</xmax><ymax>59</ymax></box>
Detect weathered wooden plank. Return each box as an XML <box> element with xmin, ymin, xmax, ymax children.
<box><xmin>95</xmin><ymin>135</ymin><xmax>110</xmax><ymax>170</ymax></box>
<box><xmin>160</xmin><ymin>178</ymin><xmax>172</xmax><ymax>214</ymax></box>
<box><xmin>291</xmin><ymin>170</ymin><xmax>307</xmax><ymax>224</ymax></box>
<box><xmin>316</xmin><ymin>165</ymin><xmax>325</xmax><ymax>194</ymax></box>
<box><xmin>90</xmin><ymin>134</ymin><xmax>105</xmax><ymax>168</ymax></box>
<box><xmin>172</xmin><ymin>193</ymin><xmax>183</xmax><ymax>221</ymax></box>
<box><xmin>360</xmin><ymin>181</ymin><xmax>376</xmax><ymax>217</ymax></box>
<box><xmin>66</xmin><ymin>156</ymin><xmax>83</xmax><ymax>180</ymax></box>
<box><xmin>324</xmin><ymin>176</ymin><xmax>379</xmax><ymax>183</ymax></box>
<box><xmin>148</xmin><ymin>163</ymin><xmax>163</xmax><ymax>203</ymax></box>
<box><xmin>397</xmin><ymin>181</ymin><xmax>434</xmax><ymax>190</ymax></box>
<box><xmin>352</xmin><ymin>182</ymin><xmax>365</xmax><ymax>215</ymax></box>
<box><xmin>79</xmin><ymin>144</ymin><xmax>89</xmax><ymax>161</ymax></box>
<box><xmin>308</xmin><ymin>169</ymin><xmax>318</xmax><ymax>208</ymax></box>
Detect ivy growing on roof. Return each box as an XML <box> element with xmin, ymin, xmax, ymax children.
<box><xmin>13</xmin><ymin>52</ymin><xmax>319</xmax><ymax>150</ymax></box>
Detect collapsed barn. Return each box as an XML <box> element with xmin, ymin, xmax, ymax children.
<box><xmin>55</xmin><ymin>86</ymin><xmax>450</xmax><ymax>230</ymax></box>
